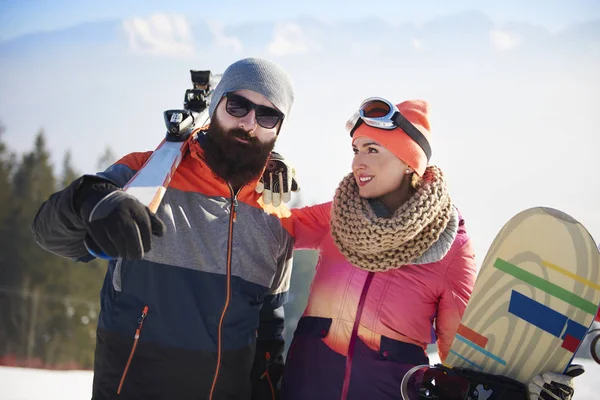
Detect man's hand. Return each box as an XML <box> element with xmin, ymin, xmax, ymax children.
<box><xmin>528</xmin><ymin>364</ymin><xmax>584</xmax><ymax>400</ymax></box>
<box><xmin>76</xmin><ymin>178</ymin><xmax>165</xmax><ymax>260</ymax></box>
<box><xmin>256</xmin><ymin>151</ymin><xmax>299</xmax><ymax>207</ymax></box>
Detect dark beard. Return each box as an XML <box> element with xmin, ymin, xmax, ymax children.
<box><xmin>201</xmin><ymin>117</ymin><xmax>276</xmax><ymax>190</ymax></box>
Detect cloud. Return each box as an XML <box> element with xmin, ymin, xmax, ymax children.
<box><xmin>207</xmin><ymin>21</ymin><xmax>243</xmax><ymax>53</ymax></box>
<box><xmin>490</xmin><ymin>29</ymin><xmax>521</xmax><ymax>51</ymax></box>
<box><xmin>267</xmin><ymin>22</ymin><xmax>311</xmax><ymax>56</ymax></box>
<box><xmin>411</xmin><ymin>38</ymin><xmax>423</xmax><ymax>50</ymax></box>
<box><xmin>123</xmin><ymin>13</ymin><xmax>194</xmax><ymax>56</ymax></box>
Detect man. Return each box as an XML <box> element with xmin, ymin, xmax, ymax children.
<box><xmin>32</xmin><ymin>58</ymin><xmax>295</xmax><ymax>400</ymax></box>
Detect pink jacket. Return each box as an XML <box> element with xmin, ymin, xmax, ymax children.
<box><xmin>291</xmin><ymin>201</ymin><xmax>477</xmax><ymax>363</ymax></box>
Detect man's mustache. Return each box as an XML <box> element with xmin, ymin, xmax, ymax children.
<box><xmin>229</xmin><ymin>128</ymin><xmax>258</xmax><ymax>143</ymax></box>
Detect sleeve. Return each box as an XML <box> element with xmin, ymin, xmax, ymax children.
<box><xmin>31</xmin><ymin>174</ymin><xmax>111</xmax><ymax>261</ymax></box>
<box><xmin>31</xmin><ymin>152</ymin><xmax>152</xmax><ymax>262</ymax></box>
<box><xmin>251</xmin><ymin>223</ymin><xmax>294</xmax><ymax>400</ymax></box>
<box><xmin>435</xmin><ymin>238</ymin><xmax>477</xmax><ymax>363</ymax></box>
<box><xmin>97</xmin><ymin>151</ymin><xmax>153</xmax><ymax>187</ymax></box>
<box><xmin>290</xmin><ymin>201</ymin><xmax>332</xmax><ymax>250</ymax></box>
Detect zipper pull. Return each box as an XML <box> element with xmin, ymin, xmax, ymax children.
<box><xmin>134</xmin><ymin>306</ymin><xmax>149</xmax><ymax>339</ymax></box>
<box><xmin>232</xmin><ymin>195</ymin><xmax>238</xmax><ymax>222</ymax></box>
<box><xmin>138</xmin><ymin>306</ymin><xmax>148</xmax><ymax>325</ymax></box>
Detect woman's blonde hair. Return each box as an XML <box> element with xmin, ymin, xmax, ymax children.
<box><xmin>410</xmin><ymin>173</ymin><xmax>423</xmax><ymax>190</ymax></box>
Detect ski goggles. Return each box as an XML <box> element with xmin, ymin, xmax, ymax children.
<box><xmin>345</xmin><ymin>97</ymin><xmax>432</xmax><ymax>161</ymax></box>
<box><xmin>223</xmin><ymin>92</ymin><xmax>284</xmax><ymax>129</ymax></box>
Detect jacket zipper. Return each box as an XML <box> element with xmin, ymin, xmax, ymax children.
<box><xmin>117</xmin><ymin>306</ymin><xmax>149</xmax><ymax>395</ymax></box>
<box><xmin>208</xmin><ymin>185</ymin><xmax>240</xmax><ymax>399</ymax></box>
<box><xmin>340</xmin><ymin>272</ymin><xmax>374</xmax><ymax>400</ymax></box>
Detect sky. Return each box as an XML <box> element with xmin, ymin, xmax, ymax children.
<box><xmin>0</xmin><ymin>1</ymin><xmax>599</xmax><ymax>262</ymax></box>
<box><xmin>2</xmin><ymin>0</ymin><xmax>600</xmax><ymax>41</ymax></box>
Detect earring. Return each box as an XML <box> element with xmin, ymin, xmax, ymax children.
<box><xmin>406</xmin><ymin>169</ymin><xmax>411</xmax><ymax>174</ymax></box>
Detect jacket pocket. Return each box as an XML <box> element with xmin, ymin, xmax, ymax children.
<box><xmin>287</xmin><ymin>316</ymin><xmax>332</xmax><ymax>362</ymax></box>
<box><xmin>379</xmin><ymin>335</ymin><xmax>429</xmax><ymax>366</ymax></box>
<box><xmin>117</xmin><ymin>305</ymin><xmax>149</xmax><ymax>395</ymax></box>
<box><xmin>293</xmin><ymin>316</ymin><xmax>332</xmax><ymax>338</ymax></box>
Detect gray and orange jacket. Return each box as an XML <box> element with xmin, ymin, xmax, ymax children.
<box><xmin>32</xmin><ymin>133</ymin><xmax>295</xmax><ymax>400</ymax></box>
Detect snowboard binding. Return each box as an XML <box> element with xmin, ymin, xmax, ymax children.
<box><xmin>590</xmin><ymin>326</ymin><xmax>600</xmax><ymax>365</ymax></box>
<box><xmin>401</xmin><ymin>364</ymin><xmax>529</xmax><ymax>400</ymax></box>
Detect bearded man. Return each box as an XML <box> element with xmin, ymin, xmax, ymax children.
<box><xmin>32</xmin><ymin>58</ymin><xmax>296</xmax><ymax>400</ymax></box>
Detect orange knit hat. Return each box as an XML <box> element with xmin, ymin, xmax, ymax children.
<box><xmin>351</xmin><ymin>99</ymin><xmax>431</xmax><ymax>176</ymax></box>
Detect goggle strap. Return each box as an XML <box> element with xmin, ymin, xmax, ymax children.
<box><xmin>349</xmin><ymin>118</ymin><xmax>364</xmax><ymax>137</ymax></box>
<box><xmin>392</xmin><ymin>111</ymin><xmax>432</xmax><ymax>161</ymax></box>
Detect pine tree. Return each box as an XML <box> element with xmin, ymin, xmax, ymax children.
<box><xmin>96</xmin><ymin>146</ymin><xmax>117</xmax><ymax>171</ymax></box>
<box><xmin>5</xmin><ymin>131</ymin><xmax>58</xmax><ymax>362</ymax></box>
<box><xmin>0</xmin><ymin>123</ymin><xmax>17</xmax><ymax>359</ymax></box>
<box><xmin>0</xmin><ymin>128</ymin><xmax>106</xmax><ymax>368</ymax></box>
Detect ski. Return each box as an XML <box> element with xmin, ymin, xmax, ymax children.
<box><xmin>88</xmin><ymin>70</ymin><xmax>217</xmax><ymax>259</ymax></box>
<box><xmin>123</xmin><ymin>108</ymin><xmax>204</xmax><ymax>214</ymax></box>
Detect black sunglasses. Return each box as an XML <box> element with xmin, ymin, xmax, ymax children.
<box><xmin>223</xmin><ymin>93</ymin><xmax>284</xmax><ymax>129</ymax></box>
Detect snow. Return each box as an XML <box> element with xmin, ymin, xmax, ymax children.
<box><xmin>1</xmin><ymin>358</ymin><xmax>598</xmax><ymax>399</ymax></box>
<box><xmin>1</xmin><ymin>366</ymin><xmax>93</xmax><ymax>400</ymax></box>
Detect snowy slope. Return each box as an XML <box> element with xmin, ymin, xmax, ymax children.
<box><xmin>1</xmin><ymin>358</ymin><xmax>598</xmax><ymax>399</ymax></box>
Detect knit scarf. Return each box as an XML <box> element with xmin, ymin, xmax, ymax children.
<box><xmin>330</xmin><ymin>165</ymin><xmax>454</xmax><ymax>272</ymax></box>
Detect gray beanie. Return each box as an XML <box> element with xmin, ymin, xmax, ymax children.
<box><xmin>209</xmin><ymin>58</ymin><xmax>294</xmax><ymax>123</ymax></box>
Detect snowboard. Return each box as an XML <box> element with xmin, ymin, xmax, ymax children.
<box><xmin>401</xmin><ymin>207</ymin><xmax>600</xmax><ymax>398</ymax></box>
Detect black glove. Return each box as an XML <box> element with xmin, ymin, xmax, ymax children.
<box><xmin>256</xmin><ymin>151</ymin><xmax>299</xmax><ymax>207</ymax></box>
<box><xmin>75</xmin><ymin>177</ymin><xmax>166</xmax><ymax>260</ymax></box>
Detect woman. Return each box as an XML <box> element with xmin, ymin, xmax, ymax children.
<box><xmin>281</xmin><ymin>98</ymin><xmax>477</xmax><ymax>399</ymax></box>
